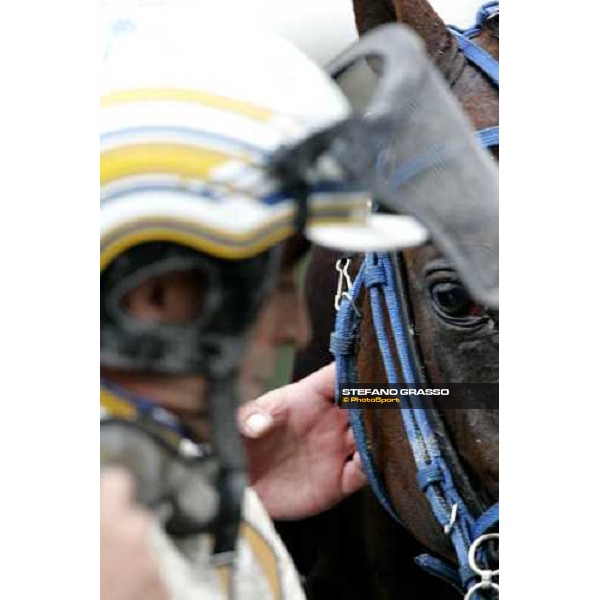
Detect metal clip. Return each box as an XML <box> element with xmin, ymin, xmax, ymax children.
<box><xmin>444</xmin><ymin>503</ymin><xmax>458</xmax><ymax>535</ymax></box>
<box><xmin>486</xmin><ymin>6</ymin><xmax>499</xmax><ymax>21</ymax></box>
<box><xmin>464</xmin><ymin>533</ymin><xmax>499</xmax><ymax>600</ymax></box>
<box><xmin>334</xmin><ymin>257</ymin><xmax>354</xmax><ymax>311</ymax></box>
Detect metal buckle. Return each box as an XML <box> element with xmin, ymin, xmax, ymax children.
<box><xmin>464</xmin><ymin>533</ymin><xmax>499</xmax><ymax>599</ymax></box>
<box><xmin>481</xmin><ymin>3</ymin><xmax>499</xmax><ymax>23</ymax></box>
<box><xmin>487</xmin><ymin>6</ymin><xmax>499</xmax><ymax>20</ymax></box>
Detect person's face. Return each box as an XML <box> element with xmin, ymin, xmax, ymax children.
<box><xmin>100</xmin><ymin>269</ymin><xmax>211</xmax><ymax>438</ymax></box>
<box><xmin>101</xmin><ymin>258</ymin><xmax>310</xmax><ymax>436</ymax></box>
<box><xmin>240</xmin><ymin>262</ymin><xmax>310</xmax><ymax>403</ymax></box>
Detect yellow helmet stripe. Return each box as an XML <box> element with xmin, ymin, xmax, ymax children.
<box><xmin>100</xmin><ymin>200</ymin><xmax>366</xmax><ymax>270</ymax></box>
<box><xmin>101</xmin><ymin>143</ymin><xmax>245</xmax><ymax>186</ymax></box>
<box><xmin>101</xmin><ymin>88</ymin><xmax>273</xmax><ymax>122</ymax></box>
<box><xmin>100</xmin><ymin>225</ymin><xmax>294</xmax><ymax>270</ymax></box>
<box><xmin>100</xmin><ymin>387</ymin><xmax>137</xmax><ymax>419</ymax></box>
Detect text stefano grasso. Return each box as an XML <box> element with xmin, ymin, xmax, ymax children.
<box><xmin>340</xmin><ymin>388</ymin><xmax>450</xmax><ymax>396</ymax></box>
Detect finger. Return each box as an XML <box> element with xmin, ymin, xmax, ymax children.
<box><xmin>305</xmin><ymin>362</ymin><xmax>337</xmax><ymax>399</ymax></box>
<box><xmin>101</xmin><ymin>467</ymin><xmax>136</xmax><ymax>513</ymax></box>
<box><xmin>238</xmin><ymin>407</ymin><xmax>275</xmax><ymax>439</ymax></box>
<box><xmin>340</xmin><ymin>452</ymin><xmax>368</xmax><ymax>495</ymax></box>
<box><xmin>122</xmin><ymin>509</ymin><xmax>154</xmax><ymax>544</ymax></box>
<box><xmin>238</xmin><ymin>389</ymin><xmax>289</xmax><ymax>438</ymax></box>
<box><xmin>344</xmin><ymin>427</ymin><xmax>357</xmax><ymax>455</ymax></box>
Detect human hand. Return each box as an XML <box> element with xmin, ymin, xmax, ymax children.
<box><xmin>238</xmin><ymin>363</ymin><xmax>367</xmax><ymax>519</ymax></box>
<box><xmin>101</xmin><ymin>468</ymin><xmax>169</xmax><ymax>600</ymax></box>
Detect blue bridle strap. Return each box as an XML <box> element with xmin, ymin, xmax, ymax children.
<box><xmin>330</xmin><ymin>264</ymin><xmax>404</xmax><ymax>524</ymax></box>
<box><xmin>332</xmin><ymin>251</ymin><xmax>496</xmax><ymax>592</ymax></box>
<box><xmin>449</xmin><ymin>29</ymin><xmax>499</xmax><ymax>87</ymax></box>
<box><xmin>414</xmin><ymin>554</ymin><xmax>465</xmax><ymax>593</ymax></box>
<box><xmin>353</xmin><ymin>252</ymin><xmax>473</xmax><ymax>576</ymax></box>
<box><xmin>477</xmin><ymin>126</ymin><xmax>499</xmax><ymax>148</ymax></box>
<box><xmin>448</xmin><ymin>0</ymin><xmax>499</xmax><ymax>88</ymax></box>
<box><xmin>476</xmin><ymin>1</ymin><xmax>500</xmax><ymax>31</ymax></box>
<box><xmin>472</xmin><ymin>502</ymin><xmax>500</xmax><ymax>539</ymax></box>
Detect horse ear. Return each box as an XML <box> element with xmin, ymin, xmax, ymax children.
<box><xmin>352</xmin><ymin>0</ymin><xmax>396</xmax><ymax>36</ymax></box>
<box><xmin>355</xmin><ymin>0</ymin><xmax>452</xmax><ymax>58</ymax></box>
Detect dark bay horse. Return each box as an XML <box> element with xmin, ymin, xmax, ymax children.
<box><xmin>279</xmin><ymin>1</ymin><xmax>499</xmax><ymax>599</ymax></box>
<box><xmin>352</xmin><ymin>0</ymin><xmax>499</xmax><ymax>560</ymax></box>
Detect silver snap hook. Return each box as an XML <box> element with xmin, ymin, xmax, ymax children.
<box><xmin>334</xmin><ymin>257</ymin><xmax>354</xmax><ymax>310</ymax></box>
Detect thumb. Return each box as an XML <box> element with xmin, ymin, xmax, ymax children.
<box><xmin>238</xmin><ymin>386</ymin><xmax>290</xmax><ymax>439</ymax></box>
<box><xmin>101</xmin><ymin>467</ymin><xmax>137</xmax><ymax>514</ymax></box>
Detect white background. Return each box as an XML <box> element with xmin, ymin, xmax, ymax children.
<box><xmin>0</xmin><ymin>1</ymin><xmax>598</xmax><ymax>598</ymax></box>
<box><xmin>228</xmin><ymin>0</ymin><xmax>486</xmax><ymax>65</ymax></box>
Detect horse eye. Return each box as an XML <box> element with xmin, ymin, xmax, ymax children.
<box><xmin>431</xmin><ymin>282</ymin><xmax>470</xmax><ymax>316</ymax></box>
<box><xmin>430</xmin><ymin>281</ymin><xmax>487</xmax><ymax>324</ymax></box>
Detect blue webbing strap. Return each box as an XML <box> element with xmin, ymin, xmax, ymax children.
<box><xmin>448</xmin><ymin>0</ymin><xmax>499</xmax><ymax>90</ymax></box>
<box><xmin>414</xmin><ymin>554</ymin><xmax>464</xmax><ymax>593</ymax></box>
<box><xmin>369</xmin><ymin>254</ymin><xmax>477</xmax><ymax>581</ymax></box>
<box><xmin>472</xmin><ymin>502</ymin><xmax>499</xmax><ymax>539</ymax></box>
<box><xmin>332</xmin><ymin>252</ymin><xmax>497</xmax><ymax>592</ymax></box>
<box><xmin>331</xmin><ymin>265</ymin><xmax>403</xmax><ymax>524</ymax></box>
<box><xmin>477</xmin><ymin>126</ymin><xmax>499</xmax><ymax>148</ymax></box>
<box><xmin>449</xmin><ymin>29</ymin><xmax>499</xmax><ymax>87</ymax></box>
<box><xmin>477</xmin><ymin>1</ymin><xmax>500</xmax><ymax>27</ymax></box>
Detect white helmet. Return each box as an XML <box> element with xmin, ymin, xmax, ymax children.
<box><xmin>101</xmin><ymin>7</ymin><xmax>426</xmax><ymax>271</ymax></box>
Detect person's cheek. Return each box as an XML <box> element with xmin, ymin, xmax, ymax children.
<box><xmin>273</xmin><ymin>290</ymin><xmax>311</xmax><ymax>348</ymax></box>
<box><xmin>240</xmin><ymin>307</ymin><xmax>278</xmax><ymax>401</ymax></box>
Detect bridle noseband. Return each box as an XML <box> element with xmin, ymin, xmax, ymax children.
<box><xmin>331</xmin><ymin>3</ymin><xmax>500</xmax><ymax>598</ymax></box>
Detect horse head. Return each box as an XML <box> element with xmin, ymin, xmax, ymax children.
<box><xmin>350</xmin><ymin>0</ymin><xmax>499</xmax><ymax>565</ymax></box>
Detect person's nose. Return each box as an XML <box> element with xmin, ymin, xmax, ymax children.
<box><xmin>272</xmin><ymin>303</ymin><xmax>311</xmax><ymax>348</ymax></box>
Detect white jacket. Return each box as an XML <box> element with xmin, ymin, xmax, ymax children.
<box><xmin>152</xmin><ymin>488</ymin><xmax>306</xmax><ymax>600</ymax></box>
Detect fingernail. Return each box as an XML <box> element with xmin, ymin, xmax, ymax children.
<box><xmin>244</xmin><ymin>413</ymin><xmax>272</xmax><ymax>437</ymax></box>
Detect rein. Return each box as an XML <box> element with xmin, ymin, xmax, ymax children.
<box><xmin>330</xmin><ymin>3</ymin><xmax>499</xmax><ymax>598</ymax></box>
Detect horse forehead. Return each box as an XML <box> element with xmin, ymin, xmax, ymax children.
<box><xmin>429</xmin><ymin>0</ymin><xmax>483</xmax><ymax>27</ymax></box>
